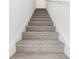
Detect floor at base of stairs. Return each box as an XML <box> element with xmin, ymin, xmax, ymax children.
<box><xmin>11</xmin><ymin>53</ymin><xmax>69</xmax><ymax>59</ymax></box>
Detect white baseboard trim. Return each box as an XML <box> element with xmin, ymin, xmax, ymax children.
<box><xmin>9</xmin><ymin>43</ymin><xmax>16</xmax><ymax>58</ymax></box>
<box><xmin>9</xmin><ymin>8</ymin><xmax>35</xmax><ymax>58</ymax></box>
<box><xmin>9</xmin><ymin>21</ymin><xmax>26</xmax><ymax>58</ymax></box>
<box><xmin>47</xmin><ymin>8</ymin><xmax>70</xmax><ymax>57</ymax></box>
<box><xmin>55</xmin><ymin>23</ymin><xmax>70</xmax><ymax>57</ymax></box>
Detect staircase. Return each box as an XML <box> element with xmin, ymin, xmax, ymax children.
<box><xmin>11</xmin><ymin>9</ymin><xmax>69</xmax><ymax>59</ymax></box>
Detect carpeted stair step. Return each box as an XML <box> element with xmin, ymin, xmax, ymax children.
<box><xmin>16</xmin><ymin>40</ymin><xmax>64</xmax><ymax>53</ymax></box>
<box><xmin>33</xmin><ymin>13</ymin><xmax>49</xmax><ymax>15</ymax></box>
<box><xmin>34</xmin><ymin>10</ymin><xmax>48</xmax><ymax>14</ymax></box>
<box><xmin>22</xmin><ymin>32</ymin><xmax>59</xmax><ymax>40</ymax></box>
<box><xmin>29</xmin><ymin>21</ymin><xmax>53</xmax><ymax>26</ymax></box>
<box><xmin>34</xmin><ymin>10</ymin><xmax>48</xmax><ymax>13</ymax></box>
<box><xmin>26</xmin><ymin>26</ymin><xmax>55</xmax><ymax>32</ymax></box>
<box><xmin>34</xmin><ymin>13</ymin><xmax>48</xmax><ymax>15</ymax></box>
<box><xmin>31</xmin><ymin>17</ymin><xmax>51</xmax><ymax>21</ymax></box>
<box><xmin>32</xmin><ymin>15</ymin><xmax>50</xmax><ymax>18</ymax></box>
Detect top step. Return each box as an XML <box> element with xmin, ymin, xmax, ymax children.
<box><xmin>35</xmin><ymin>9</ymin><xmax>47</xmax><ymax>11</ymax></box>
<box><xmin>34</xmin><ymin>12</ymin><xmax>48</xmax><ymax>14</ymax></box>
<box><xmin>34</xmin><ymin>9</ymin><xmax>48</xmax><ymax>14</ymax></box>
<box><xmin>35</xmin><ymin>10</ymin><xmax>47</xmax><ymax>12</ymax></box>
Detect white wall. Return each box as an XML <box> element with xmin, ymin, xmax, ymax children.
<box><xmin>9</xmin><ymin>0</ymin><xmax>36</xmax><ymax>58</ymax></box>
<box><xmin>36</xmin><ymin>0</ymin><xmax>46</xmax><ymax>8</ymax></box>
<box><xmin>46</xmin><ymin>0</ymin><xmax>70</xmax><ymax>57</ymax></box>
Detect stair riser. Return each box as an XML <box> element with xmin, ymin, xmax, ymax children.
<box><xmin>17</xmin><ymin>40</ymin><xmax>64</xmax><ymax>44</ymax></box>
<box><xmin>32</xmin><ymin>16</ymin><xmax>50</xmax><ymax>18</ymax></box>
<box><xmin>35</xmin><ymin>10</ymin><xmax>47</xmax><ymax>11</ymax></box>
<box><xmin>27</xmin><ymin>29</ymin><xmax>55</xmax><ymax>32</ymax></box>
<box><xmin>30</xmin><ymin>20</ymin><xmax>51</xmax><ymax>22</ymax></box>
<box><xmin>29</xmin><ymin>22</ymin><xmax>53</xmax><ymax>26</ymax></box>
<box><xmin>31</xmin><ymin>19</ymin><xmax>51</xmax><ymax>21</ymax></box>
<box><xmin>23</xmin><ymin>37</ymin><xmax>58</xmax><ymax>40</ymax></box>
<box><xmin>26</xmin><ymin>26</ymin><xmax>55</xmax><ymax>32</ymax></box>
<box><xmin>29</xmin><ymin>21</ymin><xmax>52</xmax><ymax>24</ymax></box>
<box><xmin>33</xmin><ymin>14</ymin><xmax>49</xmax><ymax>16</ymax></box>
<box><xmin>31</xmin><ymin>17</ymin><xmax>51</xmax><ymax>19</ymax></box>
<box><xmin>34</xmin><ymin>13</ymin><xmax>48</xmax><ymax>15</ymax></box>
<box><xmin>35</xmin><ymin>9</ymin><xmax>46</xmax><ymax>10</ymax></box>
<box><xmin>34</xmin><ymin>12</ymin><xmax>48</xmax><ymax>13</ymax></box>
<box><xmin>22</xmin><ymin>32</ymin><xmax>59</xmax><ymax>40</ymax></box>
<box><xmin>29</xmin><ymin>23</ymin><xmax>53</xmax><ymax>26</ymax></box>
<box><xmin>35</xmin><ymin>11</ymin><xmax>47</xmax><ymax>12</ymax></box>
<box><xmin>32</xmin><ymin>16</ymin><xmax>49</xmax><ymax>18</ymax></box>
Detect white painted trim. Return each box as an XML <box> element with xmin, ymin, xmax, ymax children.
<box><xmin>47</xmin><ymin>8</ymin><xmax>70</xmax><ymax>57</ymax></box>
<box><xmin>9</xmin><ymin>8</ymin><xmax>35</xmax><ymax>58</ymax></box>
<box><xmin>9</xmin><ymin>20</ymin><xmax>27</xmax><ymax>58</ymax></box>
<box><xmin>54</xmin><ymin>20</ymin><xmax>70</xmax><ymax>57</ymax></box>
<box><xmin>9</xmin><ymin>43</ymin><xmax>16</xmax><ymax>58</ymax></box>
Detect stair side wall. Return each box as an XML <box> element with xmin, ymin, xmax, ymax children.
<box><xmin>46</xmin><ymin>0</ymin><xmax>70</xmax><ymax>57</ymax></box>
<box><xmin>9</xmin><ymin>0</ymin><xmax>36</xmax><ymax>58</ymax></box>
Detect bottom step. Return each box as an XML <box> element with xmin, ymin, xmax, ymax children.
<box><xmin>11</xmin><ymin>53</ymin><xmax>69</xmax><ymax>59</ymax></box>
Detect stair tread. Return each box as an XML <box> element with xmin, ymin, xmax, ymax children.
<box><xmin>33</xmin><ymin>14</ymin><xmax>49</xmax><ymax>16</ymax></box>
<box><xmin>22</xmin><ymin>32</ymin><xmax>58</xmax><ymax>35</ymax></box>
<box><xmin>31</xmin><ymin>19</ymin><xmax>51</xmax><ymax>21</ymax></box>
<box><xmin>27</xmin><ymin>25</ymin><xmax>54</xmax><ymax>27</ymax></box>
<box><xmin>17</xmin><ymin>39</ymin><xmax>64</xmax><ymax>45</ymax></box>
<box><xmin>31</xmin><ymin>17</ymin><xmax>51</xmax><ymax>18</ymax></box>
<box><xmin>33</xmin><ymin>14</ymin><xmax>49</xmax><ymax>15</ymax></box>
<box><xmin>11</xmin><ymin>53</ymin><xmax>69</xmax><ymax>59</ymax></box>
<box><xmin>22</xmin><ymin>32</ymin><xmax>59</xmax><ymax>40</ymax></box>
<box><xmin>32</xmin><ymin>15</ymin><xmax>50</xmax><ymax>17</ymax></box>
<box><xmin>29</xmin><ymin>21</ymin><xmax>53</xmax><ymax>26</ymax></box>
<box><xmin>33</xmin><ymin>16</ymin><xmax>49</xmax><ymax>17</ymax></box>
<box><xmin>30</xmin><ymin>21</ymin><xmax>52</xmax><ymax>22</ymax></box>
<box><xmin>27</xmin><ymin>26</ymin><xmax>54</xmax><ymax>28</ymax></box>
